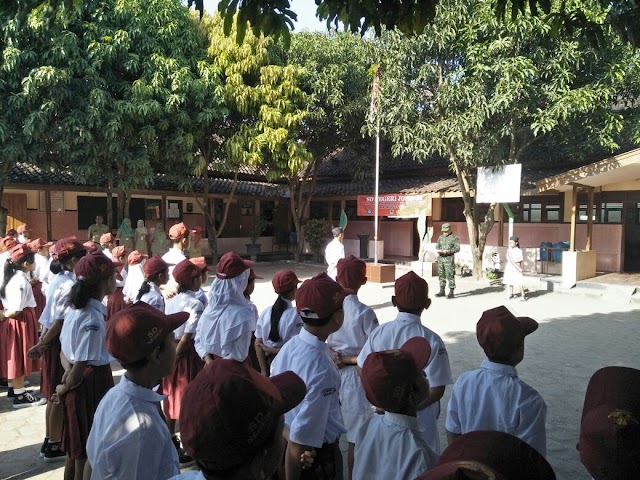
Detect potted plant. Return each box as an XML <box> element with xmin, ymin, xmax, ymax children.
<box><xmin>246</xmin><ymin>216</ymin><xmax>271</xmax><ymax>261</ymax></box>
<box><xmin>304</xmin><ymin>219</ymin><xmax>329</xmax><ymax>263</ymax></box>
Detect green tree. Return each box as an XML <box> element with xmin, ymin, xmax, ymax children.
<box><xmin>282</xmin><ymin>31</ymin><xmax>373</xmax><ymax>260</ymax></box>
<box><xmin>376</xmin><ymin>0</ymin><xmax>635</xmax><ymax>278</ymax></box>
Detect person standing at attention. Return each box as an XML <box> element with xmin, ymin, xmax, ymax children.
<box><xmin>504</xmin><ymin>236</ymin><xmax>527</xmax><ymax>301</ymax></box>
<box><xmin>325</xmin><ymin>227</ymin><xmax>345</xmax><ymax>281</ymax></box>
<box><xmin>88</xmin><ymin>216</ymin><xmax>110</xmax><ymax>245</ymax></box>
<box><xmin>435</xmin><ymin>223</ymin><xmax>459</xmax><ymax>299</ymax></box>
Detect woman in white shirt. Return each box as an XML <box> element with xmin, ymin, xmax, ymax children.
<box><xmin>504</xmin><ymin>236</ymin><xmax>527</xmax><ymax>301</ymax></box>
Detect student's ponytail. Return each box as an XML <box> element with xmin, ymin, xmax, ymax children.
<box><xmin>136</xmin><ymin>281</ymin><xmax>152</xmax><ymax>301</ymax></box>
<box><xmin>49</xmin><ymin>259</ymin><xmax>63</xmax><ymax>275</ymax></box>
<box><xmin>0</xmin><ymin>259</ymin><xmax>16</xmax><ymax>298</ymax></box>
<box><xmin>70</xmin><ymin>277</ymin><xmax>103</xmax><ymax>309</ymax></box>
<box><xmin>268</xmin><ymin>293</ymin><xmax>291</xmax><ymax>343</ymax></box>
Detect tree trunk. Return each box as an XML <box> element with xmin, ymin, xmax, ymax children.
<box><xmin>124</xmin><ymin>190</ymin><xmax>131</xmax><ymax>220</ymax></box>
<box><xmin>0</xmin><ymin>162</ymin><xmax>11</xmax><ymax>235</ymax></box>
<box><xmin>289</xmin><ymin>160</ymin><xmax>320</xmax><ymax>263</ymax></box>
<box><xmin>106</xmin><ymin>177</ymin><xmax>114</xmax><ymax>229</ymax></box>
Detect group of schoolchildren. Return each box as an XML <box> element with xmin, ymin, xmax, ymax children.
<box><xmin>0</xmin><ymin>222</ymin><xmax>638</xmax><ymax>480</ymax></box>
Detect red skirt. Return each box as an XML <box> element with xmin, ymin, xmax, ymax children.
<box><xmin>0</xmin><ymin>307</ymin><xmax>40</xmax><ymax>379</ymax></box>
<box><xmin>32</xmin><ymin>281</ymin><xmax>46</xmax><ymax>321</ymax></box>
<box><xmin>41</xmin><ymin>337</ymin><xmax>64</xmax><ymax>400</ymax></box>
<box><xmin>106</xmin><ymin>287</ymin><xmax>126</xmax><ymax>322</ymax></box>
<box><xmin>161</xmin><ymin>340</ymin><xmax>203</xmax><ymax>420</ymax></box>
<box><xmin>62</xmin><ymin>364</ymin><xmax>114</xmax><ymax>460</ymax></box>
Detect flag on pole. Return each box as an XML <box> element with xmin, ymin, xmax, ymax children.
<box><xmin>369</xmin><ymin>64</ymin><xmax>380</xmax><ymax>124</ymax></box>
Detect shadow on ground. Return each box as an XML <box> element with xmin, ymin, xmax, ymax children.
<box><xmin>0</xmin><ymin>443</ymin><xmax>63</xmax><ymax>479</ymax></box>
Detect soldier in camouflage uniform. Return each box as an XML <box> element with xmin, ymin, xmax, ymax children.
<box><xmin>435</xmin><ymin>223</ymin><xmax>460</xmax><ymax>298</ymax></box>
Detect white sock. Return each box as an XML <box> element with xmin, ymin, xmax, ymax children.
<box><xmin>8</xmin><ymin>382</ymin><xmax>13</xmax><ymax>387</ymax></box>
<box><xmin>13</xmin><ymin>388</ymin><xmax>26</xmax><ymax>395</ymax></box>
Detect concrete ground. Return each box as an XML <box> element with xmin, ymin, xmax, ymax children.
<box><xmin>1</xmin><ymin>261</ymin><xmax>639</xmax><ymax>480</ymax></box>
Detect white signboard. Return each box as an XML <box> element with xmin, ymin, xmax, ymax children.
<box><xmin>476</xmin><ymin>164</ymin><xmax>522</xmax><ymax>204</ymax></box>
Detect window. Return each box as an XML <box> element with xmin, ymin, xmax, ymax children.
<box><xmin>545</xmin><ymin>204</ymin><xmax>561</xmax><ymax>222</ymax></box>
<box><xmin>600</xmin><ymin>202</ymin><xmax>623</xmax><ymax>224</ymax></box>
<box><xmin>522</xmin><ymin>203</ymin><xmax>542</xmax><ymax>222</ymax></box>
<box><xmin>579</xmin><ymin>205</ymin><xmax>597</xmax><ymax>222</ymax></box>
<box><xmin>310</xmin><ymin>201</ymin><xmax>329</xmax><ymax>220</ymax></box>
<box><xmin>331</xmin><ymin>201</ymin><xmax>342</xmax><ymax>222</ymax></box>
<box><xmin>39</xmin><ymin>191</ymin><xmax>65</xmax><ymax>213</ymax></box>
<box><xmin>519</xmin><ymin>196</ymin><xmax>563</xmax><ymax>223</ymax></box>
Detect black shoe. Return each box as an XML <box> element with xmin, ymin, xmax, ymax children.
<box><xmin>435</xmin><ymin>289</ymin><xmax>446</xmax><ymax>297</ymax></box>
<box><xmin>7</xmin><ymin>387</ymin><xmax>14</xmax><ymax>398</ymax></box>
<box><xmin>13</xmin><ymin>391</ymin><xmax>42</xmax><ymax>408</ymax></box>
<box><xmin>40</xmin><ymin>437</ymin><xmax>49</xmax><ymax>458</ymax></box>
<box><xmin>447</xmin><ymin>290</ymin><xmax>455</xmax><ymax>299</ymax></box>
<box><xmin>0</xmin><ymin>378</ymin><xmax>8</xmax><ymax>388</ymax></box>
<box><xmin>43</xmin><ymin>442</ymin><xmax>66</xmax><ymax>463</ymax></box>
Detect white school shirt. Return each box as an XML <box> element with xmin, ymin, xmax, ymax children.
<box><xmin>1</xmin><ymin>270</ymin><xmax>36</xmax><ymax>311</ymax></box>
<box><xmin>353</xmin><ymin>412</ymin><xmax>438</xmax><ymax>479</ymax></box>
<box><xmin>357</xmin><ymin>312</ymin><xmax>453</xmax><ymax>454</ymax></box>
<box><xmin>195</xmin><ymin>303</ymin><xmax>256</xmax><ymax>361</ymax></box>
<box><xmin>33</xmin><ymin>253</ymin><xmax>50</xmax><ymax>290</ymax></box>
<box><xmin>0</xmin><ymin>251</ymin><xmax>10</xmax><ymax>288</ymax></box>
<box><xmin>445</xmin><ymin>359</ymin><xmax>547</xmax><ymax>457</ymax></box>
<box><xmin>324</xmin><ymin>238</ymin><xmax>345</xmax><ymax>280</ymax></box>
<box><xmin>195</xmin><ymin>288</ymin><xmax>207</xmax><ymax>309</ymax></box>
<box><xmin>270</xmin><ymin>329</ymin><xmax>346</xmax><ymax>448</ymax></box>
<box><xmin>162</xmin><ymin>248</ymin><xmax>186</xmax><ymax>285</ymax></box>
<box><xmin>123</xmin><ymin>263</ymin><xmax>145</xmax><ymax>304</ymax></box>
<box><xmin>39</xmin><ymin>270</ymin><xmax>75</xmax><ymax>329</ymax></box>
<box><xmin>255</xmin><ymin>299</ymin><xmax>304</xmax><ymax>349</ymax></box>
<box><xmin>87</xmin><ymin>375</ymin><xmax>180</xmax><ymax>480</ymax></box>
<box><xmin>165</xmin><ymin>290</ymin><xmax>203</xmax><ymax>340</ymax></box>
<box><xmin>102</xmin><ymin>248</ymin><xmax>113</xmax><ymax>260</ymax></box>
<box><xmin>169</xmin><ymin>472</ymin><xmax>204</xmax><ymax>480</ymax></box>
<box><xmin>139</xmin><ymin>283</ymin><xmax>165</xmax><ymax>312</ymax></box>
<box><xmin>60</xmin><ymin>298</ymin><xmax>112</xmax><ymax>366</ymax></box>
<box><xmin>115</xmin><ymin>267</ymin><xmax>127</xmax><ymax>288</ymax></box>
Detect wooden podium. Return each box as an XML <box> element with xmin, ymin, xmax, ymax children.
<box><xmin>366</xmin><ymin>262</ymin><xmax>396</xmax><ymax>283</ymax></box>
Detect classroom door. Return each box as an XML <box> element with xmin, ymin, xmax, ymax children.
<box><xmin>623</xmin><ymin>201</ymin><xmax>640</xmax><ymax>272</ymax></box>
<box><xmin>4</xmin><ymin>193</ymin><xmax>28</xmax><ymax>233</ymax></box>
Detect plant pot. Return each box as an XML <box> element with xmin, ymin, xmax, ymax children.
<box><xmin>246</xmin><ymin>243</ymin><xmax>261</xmax><ymax>262</ymax></box>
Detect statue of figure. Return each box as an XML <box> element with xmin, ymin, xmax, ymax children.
<box><xmin>116</xmin><ymin>218</ymin><xmax>135</xmax><ymax>253</ymax></box>
<box><xmin>134</xmin><ymin>219</ymin><xmax>149</xmax><ymax>255</ymax></box>
<box><xmin>151</xmin><ymin>222</ymin><xmax>169</xmax><ymax>257</ymax></box>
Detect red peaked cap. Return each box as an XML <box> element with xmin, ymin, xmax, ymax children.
<box><xmin>394</xmin><ymin>271</ymin><xmax>429</xmax><ymax>311</ymax></box>
<box><xmin>336</xmin><ymin>255</ymin><xmax>367</xmax><ymax>291</ymax></box>
<box><xmin>295</xmin><ymin>272</ymin><xmax>346</xmax><ymax>320</ymax></box>
<box><xmin>476</xmin><ymin>306</ymin><xmax>538</xmax><ymax>361</ymax></box>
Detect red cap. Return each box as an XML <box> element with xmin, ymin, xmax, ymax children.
<box><xmin>248</xmin><ymin>268</ymin><xmax>263</xmax><ymax>281</ymax></box>
<box><xmin>127</xmin><ymin>250</ymin><xmax>148</xmax><ymax>266</ymax></box>
<box><xmin>9</xmin><ymin>243</ymin><xmax>33</xmax><ymax>263</ymax></box>
<box><xmin>16</xmin><ymin>224</ymin><xmax>29</xmax><ymax>234</ymax></box>
<box><xmin>394</xmin><ymin>271</ymin><xmax>429</xmax><ymax>311</ymax></box>
<box><xmin>271</xmin><ymin>270</ymin><xmax>300</xmax><ymax>293</ymax></box>
<box><xmin>54</xmin><ymin>237</ymin><xmax>87</xmax><ymax>260</ymax></box>
<box><xmin>111</xmin><ymin>245</ymin><xmax>127</xmax><ymax>259</ymax></box>
<box><xmin>579</xmin><ymin>366</ymin><xmax>640</xmax><ymax>480</ymax></box>
<box><xmin>189</xmin><ymin>256</ymin><xmax>214</xmax><ymax>273</ymax></box>
<box><xmin>106</xmin><ymin>302</ymin><xmax>189</xmax><ymax>365</ymax></box>
<box><xmin>28</xmin><ymin>238</ymin><xmax>53</xmax><ymax>250</ymax></box>
<box><xmin>180</xmin><ymin>359</ymin><xmax>306</xmax><ymax>473</ymax></box>
<box><xmin>418</xmin><ymin>431</ymin><xmax>555</xmax><ymax>480</ymax></box>
<box><xmin>144</xmin><ymin>256</ymin><xmax>169</xmax><ymax>278</ymax></box>
<box><xmin>75</xmin><ymin>252</ymin><xmax>121</xmax><ymax>283</ymax></box>
<box><xmin>336</xmin><ymin>255</ymin><xmax>367</xmax><ymax>291</ymax></box>
<box><xmin>83</xmin><ymin>241</ymin><xmax>100</xmax><ymax>253</ymax></box>
<box><xmin>361</xmin><ymin>337</ymin><xmax>431</xmax><ymax>412</ymax></box>
<box><xmin>295</xmin><ymin>272</ymin><xmax>346</xmax><ymax>320</ymax></box>
<box><xmin>99</xmin><ymin>232</ymin><xmax>115</xmax><ymax>244</ymax></box>
<box><xmin>215</xmin><ymin>252</ymin><xmax>253</xmax><ymax>280</ymax></box>
<box><xmin>476</xmin><ymin>306</ymin><xmax>538</xmax><ymax>361</ymax></box>
<box><xmin>168</xmin><ymin>222</ymin><xmax>192</xmax><ymax>240</ymax></box>
<box><xmin>1</xmin><ymin>236</ymin><xmax>18</xmax><ymax>252</ymax></box>
<box><xmin>173</xmin><ymin>259</ymin><xmax>201</xmax><ymax>287</ymax></box>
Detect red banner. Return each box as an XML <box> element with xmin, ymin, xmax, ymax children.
<box><xmin>357</xmin><ymin>194</ymin><xmax>431</xmax><ymax>217</ymax></box>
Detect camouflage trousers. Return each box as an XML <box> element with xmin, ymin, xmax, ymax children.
<box><xmin>437</xmin><ymin>255</ymin><xmax>456</xmax><ymax>289</ymax></box>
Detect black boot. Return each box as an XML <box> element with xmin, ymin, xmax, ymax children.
<box><xmin>447</xmin><ymin>289</ymin><xmax>454</xmax><ymax>299</ymax></box>
<box><xmin>435</xmin><ymin>287</ymin><xmax>446</xmax><ymax>297</ymax></box>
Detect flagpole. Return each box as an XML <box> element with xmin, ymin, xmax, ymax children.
<box><xmin>374</xmin><ymin>119</ymin><xmax>380</xmax><ymax>264</ymax></box>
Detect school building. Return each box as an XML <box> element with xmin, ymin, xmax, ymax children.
<box><xmin>3</xmin><ymin>146</ymin><xmax>640</xmax><ymax>276</ymax></box>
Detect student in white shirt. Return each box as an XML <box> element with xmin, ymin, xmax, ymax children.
<box><xmin>254</xmin><ymin>269</ymin><xmax>302</xmax><ymax>376</ymax></box>
<box><xmin>354</xmin><ymin>337</ymin><xmax>438</xmax><ymax>479</ymax></box>
<box><xmin>270</xmin><ymin>272</ymin><xmax>347</xmax><ymax>480</ymax></box>
<box><xmin>357</xmin><ymin>271</ymin><xmax>453</xmax><ymax>454</ymax></box>
<box><xmin>86</xmin><ymin>302</ymin><xmax>189</xmax><ymax>480</ymax></box>
<box><xmin>445</xmin><ymin>305</ymin><xmax>547</xmax><ymax>457</ymax></box>
<box><xmin>106</xmin><ymin>245</ymin><xmax>128</xmax><ymax>321</ymax></box>
<box><xmin>0</xmin><ymin>243</ymin><xmax>41</xmax><ymax>407</ymax></box>
<box><xmin>136</xmin><ymin>255</ymin><xmax>170</xmax><ymax>311</ymax></box>
<box><xmin>56</xmin><ymin>253</ymin><xmax>119</xmax><ymax>480</ymax></box>
<box><xmin>162</xmin><ymin>259</ymin><xmax>205</xmax><ymax>467</ymax></box>
<box><xmin>195</xmin><ymin>252</ymin><xmax>256</xmax><ymax>363</ymax></box>
<box><xmin>504</xmin><ymin>236</ymin><xmax>527</xmax><ymax>301</ymax></box>
<box><xmin>324</xmin><ymin>227</ymin><xmax>345</xmax><ymax>280</ymax></box>
<box><xmin>189</xmin><ymin>256</ymin><xmax>212</xmax><ymax>308</ymax></box>
<box><xmin>326</xmin><ymin>255</ymin><xmax>378</xmax><ymax>477</ymax></box>
<box><xmin>28</xmin><ymin>237</ymin><xmax>88</xmax><ymax>461</ymax></box>
<box><xmin>162</xmin><ymin>222</ymin><xmax>192</xmax><ymax>285</ymax></box>
<box><xmin>99</xmin><ymin>233</ymin><xmax>115</xmax><ymax>259</ymax></box>
<box><xmin>123</xmin><ymin>250</ymin><xmax>147</xmax><ymax>304</ymax></box>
